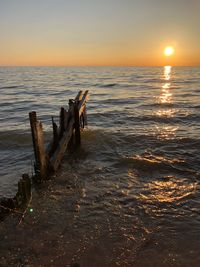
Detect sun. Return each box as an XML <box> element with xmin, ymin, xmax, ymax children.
<box><xmin>164</xmin><ymin>46</ymin><xmax>174</xmax><ymax>57</ymax></box>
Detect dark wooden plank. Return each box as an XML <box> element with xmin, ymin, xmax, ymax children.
<box><xmin>49</xmin><ymin>118</ymin><xmax>74</xmax><ymax>171</ymax></box>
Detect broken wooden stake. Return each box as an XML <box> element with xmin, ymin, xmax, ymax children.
<box><xmin>29</xmin><ymin>111</ymin><xmax>47</xmax><ymax>179</ymax></box>
<box><xmin>74</xmin><ymin>101</ymin><xmax>81</xmax><ymax>146</ymax></box>
<box><xmin>16</xmin><ymin>174</ymin><xmax>31</xmax><ymax>207</ymax></box>
<box><xmin>52</xmin><ymin>116</ymin><xmax>59</xmax><ymax>150</ymax></box>
<box><xmin>0</xmin><ymin>174</ymin><xmax>31</xmax><ymax>220</ymax></box>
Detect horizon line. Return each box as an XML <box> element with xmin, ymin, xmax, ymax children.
<box><xmin>0</xmin><ymin>64</ymin><xmax>199</xmax><ymax>68</ymax></box>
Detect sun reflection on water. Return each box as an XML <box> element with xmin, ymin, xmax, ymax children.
<box><xmin>138</xmin><ymin>177</ymin><xmax>197</xmax><ymax>206</ymax></box>
<box><xmin>164</xmin><ymin>65</ymin><xmax>171</xmax><ymax>80</ymax></box>
<box><xmin>154</xmin><ymin>66</ymin><xmax>179</xmax><ymax>139</ymax></box>
<box><xmin>159</xmin><ymin>66</ymin><xmax>172</xmax><ymax>104</ymax></box>
<box><xmin>155</xmin><ymin>125</ymin><xmax>178</xmax><ymax>140</ymax></box>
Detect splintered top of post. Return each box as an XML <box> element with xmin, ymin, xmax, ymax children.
<box><xmin>83</xmin><ymin>90</ymin><xmax>89</xmax><ymax>101</ymax></box>
<box><xmin>78</xmin><ymin>90</ymin><xmax>89</xmax><ymax>116</ymax></box>
<box><xmin>29</xmin><ymin>111</ymin><xmax>37</xmax><ymax>123</ymax></box>
<box><xmin>75</xmin><ymin>90</ymin><xmax>89</xmax><ymax>103</ymax></box>
<box><xmin>79</xmin><ymin>90</ymin><xmax>89</xmax><ymax>105</ymax></box>
<box><xmin>75</xmin><ymin>91</ymin><xmax>83</xmax><ymax>101</ymax></box>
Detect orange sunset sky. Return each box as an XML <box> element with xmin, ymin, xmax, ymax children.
<box><xmin>0</xmin><ymin>0</ymin><xmax>200</xmax><ymax>67</ymax></box>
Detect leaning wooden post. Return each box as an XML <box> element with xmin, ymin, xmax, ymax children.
<box><xmin>68</xmin><ymin>100</ymin><xmax>75</xmax><ymax>148</ymax></box>
<box><xmin>29</xmin><ymin>111</ymin><xmax>47</xmax><ymax>179</ymax></box>
<box><xmin>52</xmin><ymin>117</ymin><xmax>59</xmax><ymax>151</ymax></box>
<box><xmin>74</xmin><ymin>101</ymin><xmax>81</xmax><ymax>146</ymax></box>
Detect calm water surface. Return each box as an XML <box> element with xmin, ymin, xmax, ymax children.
<box><xmin>0</xmin><ymin>66</ymin><xmax>200</xmax><ymax>266</ymax></box>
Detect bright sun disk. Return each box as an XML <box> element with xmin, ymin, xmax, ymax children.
<box><xmin>164</xmin><ymin>46</ymin><xmax>174</xmax><ymax>57</ymax></box>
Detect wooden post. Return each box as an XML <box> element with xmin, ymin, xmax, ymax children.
<box><xmin>74</xmin><ymin>101</ymin><xmax>81</xmax><ymax>146</ymax></box>
<box><xmin>78</xmin><ymin>90</ymin><xmax>89</xmax><ymax>116</ymax></box>
<box><xmin>52</xmin><ymin>117</ymin><xmax>59</xmax><ymax>148</ymax></box>
<box><xmin>68</xmin><ymin>99</ymin><xmax>75</xmax><ymax>147</ymax></box>
<box><xmin>64</xmin><ymin>109</ymin><xmax>69</xmax><ymax>130</ymax></box>
<box><xmin>22</xmin><ymin>174</ymin><xmax>31</xmax><ymax>203</ymax></box>
<box><xmin>59</xmin><ymin>107</ymin><xmax>69</xmax><ymax>138</ymax></box>
<box><xmin>29</xmin><ymin>111</ymin><xmax>47</xmax><ymax>179</ymax></box>
<box><xmin>59</xmin><ymin>107</ymin><xmax>65</xmax><ymax>138</ymax></box>
<box><xmin>15</xmin><ymin>174</ymin><xmax>31</xmax><ymax>207</ymax></box>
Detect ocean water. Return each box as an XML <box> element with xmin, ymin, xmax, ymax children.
<box><xmin>0</xmin><ymin>66</ymin><xmax>200</xmax><ymax>266</ymax></box>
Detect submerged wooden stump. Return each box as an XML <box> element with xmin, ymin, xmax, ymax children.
<box><xmin>0</xmin><ymin>174</ymin><xmax>31</xmax><ymax>220</ymax></box>
<box><xmin>15</xmin><ymin>174</ymin><xmax>31</xmax><ymax>207</ymax></box>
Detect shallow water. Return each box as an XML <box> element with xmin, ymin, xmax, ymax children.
<box><xmin>0</xmin><ymin>66</ymin><xmax>200</xmax><ymax>266</ymax></box>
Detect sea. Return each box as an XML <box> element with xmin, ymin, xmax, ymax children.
<box><xmin>0</xmin><ymin>66</ymin><xmax>200</xmax><ymax>266</ymax></box>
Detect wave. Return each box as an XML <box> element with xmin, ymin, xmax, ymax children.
<box><xmin>115</xmin><ymin>153</ymin><xmax>195</xmax><ymax>176</ymax></box>
<box><xmin>138</xmin><ymin>102</ymin><xmax>178</xmax><ymax>109</ymax></box>
<box><xmin>136</xmin><ymin>113</ymin><xmax>200</xmax><ymax>124</ymax></box>
<box><xmin>92</xmin><ymin>98</ymin><xmax>139</xmax><ymax>106</ymax></box>
<box><xmin>0</xmin><ymin>130</ymin><xmax>32</xmax><ymax>148</ymax></box>
<box><xmin>174</xmin><ymin>80</ymin><xmax>198</xmax><ymax>84</ymax></box>
<box><xmin>0</xmin><ymin>85</ymin><xmax>23</xmax><ymax>89</ymax></box>
<box><xmin>96</xmin><ymin>83</ymin><xmax>117</xmax><ymax>88</ymax></box>
<box><xmin>143</xmin><ymin>78</ymin><xmax>160</xmax><ymax>83</ymax></box>
<box><xmin>90</xmin><ymin>111</ymin><xmax>200</xmax><ymax>126</ymax></box>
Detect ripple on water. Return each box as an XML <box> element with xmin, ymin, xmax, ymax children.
<box><xmin>135</xmin><ymin>176</ymin><xmax>198</xmax><ymax>220</ymax></box>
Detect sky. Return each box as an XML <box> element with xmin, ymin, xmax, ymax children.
<box><xmin>0</xmin><ymin>0</ymin><xmax>199</xmax><ymax>66</ymax></box>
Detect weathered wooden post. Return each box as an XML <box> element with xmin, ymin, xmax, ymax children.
<box><xmin>59</xmin><ymin>107</ymin><xmax>65</xmax><ymax>138</ymax></box>
<box><xmin>21</xmin><ymin>174</ymin><xmax>31</xmax><ymax>203</ymax></box>
<box><xmin>52</xmin><ymin>117</ymin><xmax>59</xmax><ymax>152</ymax></box>
<box><xmin>74</xmin><ymin>101</ymin><xmax>81</xmax><ymax>146</ymax></box>
<box><xmin>59</xmin><ymin>107</ymin><xmax>69</xmax><ymax>138</ymax></box>
<box><xmin>68</xmin><ymin>99</ymin><xmax>75</xmax><ymax>148</ymax></box>
<box><xmin>29</xmin><ymin>111</ymin><xmax>47</xmax><ymax>179</ymax></box>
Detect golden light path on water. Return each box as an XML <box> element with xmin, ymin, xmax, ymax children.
<box><xmin>137</xmin><ymin>66</ymin><xmax>197</xmax><ymax>210</ymax></box>
<box><xmin>155</xmin><ymin>65</ymin><xmax>178</xmax><ymax>140</ymax></box>
<box><xmin>160</xmin><ymin>66</ymin><xmax>172</xmax><ymax>104</ymax></box>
